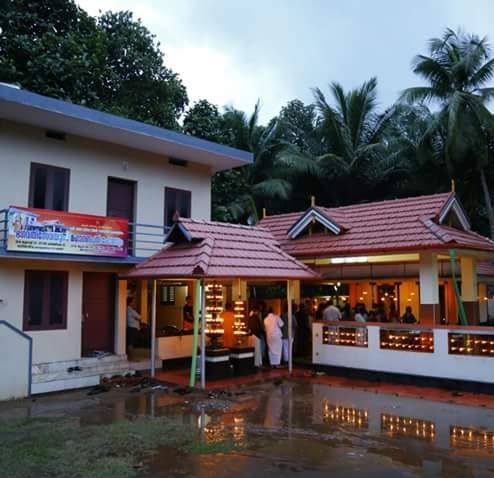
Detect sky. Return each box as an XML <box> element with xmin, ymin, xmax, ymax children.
<box><xmin>76</xmin><ymin>0</ymin><xmax>494</xmax><ymax>122</ymax></box>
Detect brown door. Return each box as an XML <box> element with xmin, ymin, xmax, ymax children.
<box><xmin>82</xmin><ymin>272</ymin><xmax>115</xmax><ymax>355</ymax></box>
<box><xmin>107</xmin><ymin>177</ymin><xmax>136</xmax><ymax>252</ymax></box>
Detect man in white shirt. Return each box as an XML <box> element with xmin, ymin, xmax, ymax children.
<box><xmin>323</xmin><ymin>300</ymin><xmax>342</xmax><ymax>322</ymax></box>
<box><xmin>127</xmin><ymin>297</ymin><xmax>141</xmax><ymax>347</ymax></box>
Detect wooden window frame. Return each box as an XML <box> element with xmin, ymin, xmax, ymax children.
<box><xmin>23</xmin><ymin>270</ymin><xmax>68</xmax><ymax>331</ymax></box>
<box><xmin>160</xmin><ymin>285</ymin><xmax>176</xmax><ymax>305</ymax></box>
<box><xmin>29</xmin><ymin>162</ymin><xmax>70</xmax><ymax>211</ymax></box>
<box><xmin>164</xmin><ymin>187</ymin><xmax>191</xmax><ymax>227</ymax></box>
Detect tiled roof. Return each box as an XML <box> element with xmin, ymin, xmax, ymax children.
<box><xmin>477</xmin><ymin>261</ymin><xmax>494</xmax><ymax>276</ymax></box>
<box><xmin>259</xmin><ymin>192</ymin><xmax>494</xmax><ymax>257</ymax></box>
<box><xmin>125</xmin><ymin>218</ymin><xmax>319</xmax><ymax>280</ymax></box>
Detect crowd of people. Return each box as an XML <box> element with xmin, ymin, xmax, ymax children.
<box><xmin>316</xmin><ymin>299</ymin><xmax>418</xmax><ymax>324</ymax></box>
<box><xmin>247</xmin><ymin>301</ymin><xmax>312</xmax><ymax>368</ymax></box>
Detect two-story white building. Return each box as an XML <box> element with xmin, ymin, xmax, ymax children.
<box><xmin>0</xmin><ymin>83</ymin><xmax>252</xmax><ymax>398</ymax></box>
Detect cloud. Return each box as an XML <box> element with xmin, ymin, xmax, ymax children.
<box><xmin>77</xmin><ymin>0</ymin><xmax>494</xmax><ymax>122</ymax></box>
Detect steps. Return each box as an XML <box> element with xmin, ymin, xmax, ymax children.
<box><xmin>31</xmin><ymin>354</ymin><xmax>135</xmax><ymax>394</ymax></box>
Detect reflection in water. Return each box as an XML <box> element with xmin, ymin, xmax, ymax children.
<box><xmin>451</xmin><ymin>425</ymin><xmax>494</xmax><ymax>450</ymax></box>
<box><xmin>381</xmin><ymin>413</ymin><xmax>435</xmax><ymax>442</ymax></box>
<box><xmin>322</xmin><ymin>401</ymin><xmax>368</xmax><ymax>429</ymax></box>
<box><xmin>9</xmin><ymin>380</ymin><xmax>494</xmax><ymax>477</ymax></box>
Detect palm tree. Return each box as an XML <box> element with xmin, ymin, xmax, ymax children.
<box><xmin>279</xmin><ymin>77</ymin><xmax>398</xmax><ymax>205</ymax></box>
<box><xmin>401</xmin><ymin>28</ymin><xmax>494</xmax><ymax>237</ymax></box>
<box><xmin>214</xmin><ymin>101</ymin><xmax>291</xmax><ymax>223</ymax></box>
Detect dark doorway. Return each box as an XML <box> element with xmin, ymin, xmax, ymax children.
<box><xmin>82</xmin><ymin>272</ymin><xmax>115</xmax><ymax>355</ymax></box>
<box><xmin>164</xmin><ymin>187</ymin><xmax>191</xmax><ymax>227</ymax></box>
<box><xmin>107</xmin><ymin>177</ymin><xmax>136</xmax><ymax>253</ymax></box>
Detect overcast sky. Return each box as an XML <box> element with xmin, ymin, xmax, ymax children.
<box><xmin>77</xmin><ymin>0</ymin><xmax>494</xmax><ymax>122</ymax></box>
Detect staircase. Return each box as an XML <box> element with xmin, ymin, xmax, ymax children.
<box><xmin>31</xmin><ymin>354</ymin><xmax>135</xmax><ymax>394</ymax></box>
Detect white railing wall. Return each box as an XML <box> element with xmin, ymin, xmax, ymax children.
<box><xmin>0</xmin><ymin>320</ymin><xmax>32</xmax><ymax>400</ymax></box>
<box><xmin>313</xmin><ymin>321</ymin><xmax>494</xmax><ymax>384</ymax></box>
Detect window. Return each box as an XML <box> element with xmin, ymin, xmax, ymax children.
<box><xmin>29</xmin><ymin>163</ymin><xmax>70</xmax><ymax>211</ymax></box>
<box><xmin>160</xmin><ymin>285</ymin><xmax>176</xmax><ymax>305</ymax></box>
<box><xmin>23</xmin><ymin>271</ymin><xmax>68</xmax><ymax>331</ymax></box>
<box><xmin>164</xmin><ymin>187</ymin><xmax>191</xmax><ymax>227</ymax></box>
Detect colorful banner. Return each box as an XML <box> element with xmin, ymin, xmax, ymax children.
<box><xmin>7</xmin><ymin>206</ymin><xmax>128</xmax><ymax>257</ymax></box>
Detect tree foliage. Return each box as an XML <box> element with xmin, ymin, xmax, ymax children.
<box><xmin>1</xmin><ymin>4</ymin><xmax>493</xmax><ymax>237</ymax></box>
<box><xmin>0</xmin><ymin>0</ymin><xmax>187</xmax><ymax>128</ymax></box>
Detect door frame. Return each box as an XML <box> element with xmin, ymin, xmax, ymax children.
<box><xmin>106</xmin><ymin>176</ymin><xmax>137</xmax><ymax>253</ymax></box>
<box><xmin>81</xmin><ymin>272</ymin><xmax>116</xmax><ymax>355</ymax></box>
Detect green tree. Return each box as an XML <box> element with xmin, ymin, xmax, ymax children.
<box><xmin>215</xmin><ymin>102</ymin><xmax>290</xmax><ymax>222</ymax></box>
<box><xmin>183</xmin><ymin>99</ymin><xmax>225</xmax><ymax>142</ymax></box>
<box><xmin>279</xmin><ymin>78</ymin><xmax>397</xmax><ymax>206</ymax></box>
<box><xmin>0</xmin><ymin>1</ymin><xmax>188</xmax><ymax>129</ymax></box>
<box><xmin>401</xmin><ymin>28</ymin><xmax>494</xmax><ymax>237</ymax></box>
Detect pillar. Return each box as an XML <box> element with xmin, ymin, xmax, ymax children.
<box><xmin>290</xmin><ymin>280</ymin><xmax>301</xmax><ymax>303</ymax></box>
<box><xmin>479</xmin><ymin>283</ymin><xmax>488</xmax><ymax>324</ymax></box>
<box><xmin>115</xmin><ymin>279</ymin><xmax>127</xmax><ymax>356</ymax></box>
<box><xmin>460</xmin><ymin>256</ymin><xmax>479</xmax><ymax>325</ymax></box>
<box><xmin>139</xmin><ymin>280</ymin><xmax>149</xmax><ymax>324</ymax></box>
<box><xmin>419</xmin><ymin>252</ymin><xmax>440</xmax><ymax>325</ymax></box>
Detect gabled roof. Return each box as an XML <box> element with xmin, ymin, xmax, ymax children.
<box><xmin>259</xmin><ymin>192</ymin><xmax>494</xmax><ymax>257</ymax></box>
<box><xmin>0</xmin><ymin>83</ymin><xmax>252</xmax><ymax>172</ymax></box>
<box><xmin>125</xmin><ymin>218</ymin><xmax>319</xmax><ymax>280</ymax></box>
<box><xmin>287</xmin><ymin>207</ymin><xmax>343</xmax><ymax>238</ymax></box>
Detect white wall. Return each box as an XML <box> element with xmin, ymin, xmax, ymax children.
<box><xmin>0</xmin><ymin>321</ymin><xmax>31</xmax><ymax>400</ymax></box>
<box><xmin>0</xmin><ymin>121</ymin><xmax>212</xmax><ymax>225</ymax></box>
<box><xmin>0</xmin><ymin>259</ymin><xmax>128</xmax><ymax>364</ymax></box>
<box><xmin>313</xmin><ymin>322</ymin><xmax>494</xmax><ymax>384</ymax></box>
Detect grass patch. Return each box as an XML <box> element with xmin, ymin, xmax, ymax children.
<box><xmin>0</xmin><ymin>416</ymin><xmax>194</xmax><ymax>478</ymax></box>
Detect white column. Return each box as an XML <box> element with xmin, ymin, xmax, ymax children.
<box><xmin>419</xmin><ymin>252</ymin><xmax>439</xmax><ymax>325</ymax></box>
<box><xmin>419</xmin><ymin>252</ymin><xmax>439</xmax><ymax>303</ymax></box>
<box><xmin>287</xmin><ymin>280</ymin><xmax>293</xmax><ymax>374</ymax></box>
<box><xmin>115</xmin><ymin>279</ymin><xmax>127</xmax><ymax>356</ymax></box>
<box><xmin>150</xmin><ymin>280</ymin><xmax>157</xmax><ymax>377</ymax></box>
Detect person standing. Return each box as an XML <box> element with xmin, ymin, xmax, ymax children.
<box><xmin>182</xmin><ymin>295</ymin><xmax>194</xmax><ymax>330</ymax></box>
<box><xmin>323</xmin><ymin>299</ymin><xmax>342</xmax><ymax>321</ymax></box>
<box><xmin>354</xmin><ymin>303</ymin><xmax>367</xmax><ymax>322</ymax></box>
<box><xmin>264</xmin><ymin>307</ymin><xmax>284</xmax><ymax>367</ymax></box>
<box><xmin>281</xmin><ymin>303</ymin><xmax>298</xmax><ymax>364</ymax></box>
<box><xmin>248</xmin><ymin>304</ymin><xmax>265</xmax><ymax>368</ymax></box>
<box><xmin>127</xmin><ymin>297</ymin><xmax>142</xmax><ymax>348</ymax></box>
<box><xmin>401</xmin><ymin>306</ymin><xmax>417</xmax><ymax>324</ymax></box>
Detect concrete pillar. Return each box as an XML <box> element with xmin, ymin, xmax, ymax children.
<box><xmin>479</xmin><ymin>283</ymin><xmax>488</xmax><ymax>324</ymax></box>
<box><xmin>419</xmin><ymin>252</ymin><xmax>440</xmax><ymax>325</ymax></box>
<box><xmin>139</xmin><ymin>280</ymin><xmax>148</xmax><ymax>324</ymax></box>
<box><xmin>115</xmin><ymin>279</ymin><xmax>127</xmax><ymax>356</ymax></box>
<box><xmin>290</xmin><ymin>280</ymin><xmax>301</xmax><ymax>303</ymax></box>
<box><xmin>460</xmin><ymin>256</ymin><xmax>479</xmax><ymax>325</ymax></box>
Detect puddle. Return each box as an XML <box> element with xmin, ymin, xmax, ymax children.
<box><xmin>2</xmin><ymin>380</ymin><xmax>494</xmax><ymax>477</ymax></box>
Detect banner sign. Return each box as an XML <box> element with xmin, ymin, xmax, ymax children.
<box><xmin>7</xmin><ymin>206</ymin><xmax>128</xmax><ymax>257</ymax></box>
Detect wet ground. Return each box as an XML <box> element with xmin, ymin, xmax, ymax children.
<box><xmin>2</xmin><ymin>379</ymin><xmax>494</xmax><ymax>477</ymax></box>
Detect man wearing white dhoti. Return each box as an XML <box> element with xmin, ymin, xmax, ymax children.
<box><xmin>264</xmin><ymin>308</ymin><xmax>284</xmax><ymax>367</ymax></box>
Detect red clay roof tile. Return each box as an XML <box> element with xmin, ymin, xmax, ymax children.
<box><xmin>259</xmin><ymin>192</ymin><xmax>494</xmax><ymax>257</ymax></box>
<box><xmin>126</xmin><ymin>218</ymin><xmax>319</xmax><ymax>280</ymax></box>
